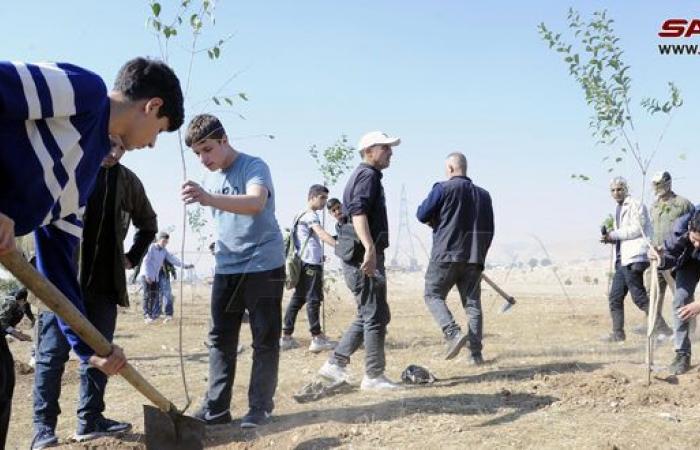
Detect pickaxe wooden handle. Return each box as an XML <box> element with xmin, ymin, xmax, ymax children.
<box><xmin>482</xmin><ymin>273</ymin><xmax>516</xmax><ymax>312</ymax></box>
<box><xmin>0</xmin><ymin>250</ymin><xmax>175</xmax><ymax>414</ymax></box>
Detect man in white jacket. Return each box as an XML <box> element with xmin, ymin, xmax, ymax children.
<box><xmin>600</xmin><ymin>177</ymin><xmax>670</xmax><ymax>342</ymax></box>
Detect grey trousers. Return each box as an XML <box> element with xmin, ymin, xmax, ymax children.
<box><xmin>329</xmin><ymin>254</ymin><xmax>390</xmax><ymax>378</ymax></box>
<box><xmin>424</xmin><ymin>261</ymin><xmax>483</xmax><ymax>355</ymax></box>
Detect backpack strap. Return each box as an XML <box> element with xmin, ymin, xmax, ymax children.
<box><xmin>292</xmin><ymin>211</ymin><xmax>313</xmax><ymax>257</ymax></box>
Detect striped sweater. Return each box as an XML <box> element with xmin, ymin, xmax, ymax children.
<box><xmin>0</xmin><ymin>61</ymin><xmax>111</xmax><ymax>360</ymax></box>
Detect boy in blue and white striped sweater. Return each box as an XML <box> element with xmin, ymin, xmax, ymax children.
<box><xmin>0</xmin><ymin>57</ymin><xmax>183</xmax><ymax>449</ymax></box>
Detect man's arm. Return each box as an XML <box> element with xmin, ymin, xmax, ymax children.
<box><xmin>658</xmin><ymin>211</ymin><xmax>694</xmax><ymax>270</ymax></box>
<box><xmin>0</xmin><ymin>298</ymin><xmax>15</xmax><ymax>333</ymax></box>
<box><xmin>352</xmin><ymin>214</ymin><xmax>376</xmax><ymax>276</ymax></box>
<box><xmin>34</xmin><ymin>220</ymin><xmax>126</xmax><ymax>374</ymax></box>
<box><xmin>310</xmin><ymin>223</ymin><xmax>336</xmax><ymax>247</ymax></box>
<box><xmin>164</xmin><ymin>250</ymin><xmax>192</xmax><ymax>269</ymax></box>
<box><xmin>182</xmin><ymin>181</ymin><xmax>268</xmax><ymax>215</ymax></box>
<box><xmin>416</xmin><ymin>183</ymin><xmax>444</xmax><ymax>226</ymax></box>
<box><xmin>0</xmin><ymin>62</ymin><xmax>107</xmax><ymax>120</ymax></box>
<box><xmin>0</xmin><ymin>212</ymin><xmax>16</xmax><ymax>255</ymax></box>
<box><xmin>122</xmin><ymin>168</ymin><xmax>158</xmax><ymax>267</ymax></box>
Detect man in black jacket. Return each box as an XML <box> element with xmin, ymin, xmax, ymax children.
<box><xmin>32</xmin><ymin>139</ymin><xmax>157</xmax><ymax>446</ymax></box>
<box><xmin>417</xmin><ymin>153</ymin><xmax>494</xmax><ymax>365</ymax></box>
<box><xmin>654</xmin><ymin>207</ymin><xmax>700</xmax><ymax>375</ymax></box>
<box><xmin>317</xmin><ymin>131</ymin><xmax>401</xmax><ymax>391</ymax></box>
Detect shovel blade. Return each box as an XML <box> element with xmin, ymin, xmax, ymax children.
<box><xmin>144</xmin><ymin>405</ymin><xmax>205</xmax><ymax>450</ymax></box>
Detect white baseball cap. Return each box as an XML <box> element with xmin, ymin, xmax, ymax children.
<box><xmin>357</xmin><ymin>131</ymin><xmax>401</xmax><ymax>152</ymax></box>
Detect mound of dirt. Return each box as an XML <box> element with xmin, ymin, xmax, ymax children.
<box><xmin>530</xmin><ymin>369</ymin><xmax>700</xmax><ymax>410</ymax></box>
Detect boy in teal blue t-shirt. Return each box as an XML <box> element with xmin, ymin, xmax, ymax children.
<box><xmin>182</xmin><ymin>114</ymin><xmax>284</xmax><ymax>429</ymax></box>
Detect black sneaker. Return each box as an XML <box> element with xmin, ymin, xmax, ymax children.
<box><xmin>191</xmin><ymin>407</ymin><xmax>232</xmax><ymax>425</ymax></box>
<box><xmin>444</xmin><ymin>331</ymin><xmax>469</xmax><ymax>360</ymax></box>
<box><xmin>240</xmin><ymin>408</ymin><xmax>271</xmax><ymax>429</ymax></box>
<box><xmin>74</xmin><ymin>416</ymin><xmax>131</xmax><ymax>442</ymax></box>
<box><xmin>467</xmin><ymin>352</ymin><xmax>485</xmax><ymax>366</ymax></box>
<box><xmin>669</xmin><ymin>353</ymin><xmax>691</xmax><ymax>375</ymax></box>
<box><xmin>600</xmin><ymin>332</ymin><xmax>626</xmax><ymax>343</ymax></box>
<box><xmin>31</xmin><ymin>427</ymin><xmax>58</xmax><ymax>449</ymax></box>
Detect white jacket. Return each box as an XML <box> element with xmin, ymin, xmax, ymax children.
<box><xmin>609</xmin><ymin>196</ymin><xmax>652</xmax><ymax>266</ymax></box>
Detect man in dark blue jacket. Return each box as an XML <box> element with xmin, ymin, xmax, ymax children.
<box><xmin>655</xmin><ymin>207</ymin><xmax>700</xmax><ymax>375</ymax></box>
<box><xmin>417</xmin><ymin>152</ymin><xmax>494</xmax><ymax>365</ymax></box>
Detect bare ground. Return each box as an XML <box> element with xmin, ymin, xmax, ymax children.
<box><xmin>6</xmin><ymin>266</ymin><xmax>700</xmax><ymax>449</ymax></box>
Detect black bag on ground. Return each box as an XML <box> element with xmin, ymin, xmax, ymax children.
<box><xmin>401</xmin><ymin>365</ymin><xmax>437</xmax><ymax>384</ymax></box>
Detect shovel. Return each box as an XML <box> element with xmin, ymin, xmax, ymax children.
<box><xmin>0</xmin><ymin>250</ymin><xmax>205</xmax><ymax>450</ymax></box>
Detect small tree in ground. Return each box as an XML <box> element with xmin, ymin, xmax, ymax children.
<box><xmin>538</xmin><ymin>9</ymin><xmax>683</xmax><ymax>200</ymax></box>
<box><xmin>307</xmin><ymin>136</ymin><xmax>356</xmax><ymax>332</ymax></box>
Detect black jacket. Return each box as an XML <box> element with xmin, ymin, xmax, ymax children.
<box><xmin>416</xmin><ymin>176</ymin><xmax>494</xmax><ymax>266</ymax></box>
<box><xmin>79</xmin><ymin>164</ymin><xmax>157</xmax><ymax>306</ymax></box>
<box><xmin>659</xmin><ymin>205</ymin><xmax>700</xmax><ymax>271</ymax></box>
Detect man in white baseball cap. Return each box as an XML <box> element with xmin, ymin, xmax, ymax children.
<box><xmin>317</xmin><ymin>130</ymin><xmax>401</xmax><ymax>390</ymax></box>
<box><xmin>357</xmin><ymin>131</ymin><xmax>401</xmax><ymax>156</ymax></box>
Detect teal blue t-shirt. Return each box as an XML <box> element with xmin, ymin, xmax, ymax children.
<box><xmin>204</xmin><ymin>152</ymin><xmax>284</xmax><ymax>274</ymax></box>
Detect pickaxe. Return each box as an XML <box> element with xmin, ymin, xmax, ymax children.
<box><xmin>482</xmin><ymin>273</ymin><xmax>516</xmax><ymax>313</ymax></box>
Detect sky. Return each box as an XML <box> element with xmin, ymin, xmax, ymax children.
<box><xmin>2</xmin><ymin>0</ymin><xmax>700</xmax><ymax>272</ymax></box>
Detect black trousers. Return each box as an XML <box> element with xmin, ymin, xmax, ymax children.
<box><xmin>283</xmin><ymin>263</ymin><xmax>324</xmax><ymax>336</ymax></box>
<box><xmin>201</xmin><ymin>266</ymin><xmax>285</xmax><ymax>414</ymax></box>
<box><xmin>0</xmin><ymin>336</ymin><xmax>14</xmax><ymax>448</ymax></box>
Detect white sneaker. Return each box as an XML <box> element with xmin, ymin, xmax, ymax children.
<box><xmin>144</xmin><ymin>317</ymin><xmax>155</xmax><ymax>324</ymax></box>
<box><xmin>309</xmin><ymin>334</ymin><xmax>336</xmax><ymax>353</ymax></box>
<box><xmin>360</xmin><ymin>374</ymin><xmax>399</xmax><ymax>391</ymax></box>
<box><xmin>280</xmin><ymin>336</ymin><xmax>300</xmax><ymax>351</ymax></box>
<box><xmin>163</xmin><ymin>316</ymin><xmax>173</xmax><ymax>323</ymax></box>
<box><xmin>318</xmin><ymin>361</ymin><xmax>348</xmax><ymax>383</ymax></box>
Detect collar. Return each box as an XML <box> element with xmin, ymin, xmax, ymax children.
<box><xmin>359</xmin><ymin>162</ymin><xmax>383</xmax><ymax>179</ymax></box>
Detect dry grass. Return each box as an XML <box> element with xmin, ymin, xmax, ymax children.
<box><xmin>6</xmin><ymin>265</ymin><xmax>700</xmax><ymax>449</ymax></box>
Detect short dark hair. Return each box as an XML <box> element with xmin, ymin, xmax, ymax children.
<box><xmin>308</xmin><ymin>184</ymin><xmax>329</xmax><ymax>199</ymax></box>
<box><xmin>185</xmin><ymin>114</ymin><xmax>226</xmax><ymax>147</ymax></box>
<box><xmin>327</xmin><ymin>198</ymin><xmax>341</xmax><ymax>210</ymax></box>
<box><xmin>113</xmin><ymin>57</ymin><xmax>184</xmax><ymax>131</ymax></box>
<box><xmin>689</xmin><ymin>211</ymin><xmax>700</xmax><ymax>233</ymax></box>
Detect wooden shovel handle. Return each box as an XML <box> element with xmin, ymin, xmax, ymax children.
<box><xmin>0</xmin><ymin>250</ymin><xmax>174</xmax><ymax>413</ymax></box>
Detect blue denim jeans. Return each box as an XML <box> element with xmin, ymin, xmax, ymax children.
<box><xmin>33</xmin><ymin>299</ymin><xmax>117</xmax><ymax>432</ymax></box>
<box><xmin>159</xmin><ymin>275</ymin><xmax>174</xmax><ymax>317</ymax></box>
<box><xmin>672</xmin><ymin>259</ymin><xmax>700</xmax><ymax>356</ymax></box>
<box><xmin>424</xmin><ymin>261</ymin><xmax>483</xmax><ymax>355</ymax></box>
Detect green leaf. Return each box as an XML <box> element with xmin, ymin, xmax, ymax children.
<box><xmin>213</xmin><ymin>46</ymin><xmax>220</xmax><ymax>58</ymax></box>
<box><xmin>212</xmin><ymin>97</ymin><xmax>220</xmax><ymax>105</ymax></box>
<box><xmin>224</xmin><ymin>97</ymin><xmax>233</xmax><ymax>106</ymax></box>
<box><xmin>151</xmin><ymin>2</ymin><xmax>161</xmax><ymax>17</ymax></box>
<box><xmin>238</xmin><ymin>93</ymin><xmax>249</xmax><ymax>101</ymax></box>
